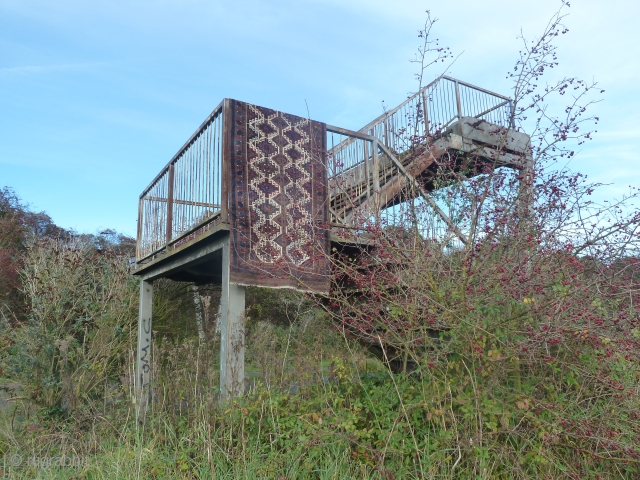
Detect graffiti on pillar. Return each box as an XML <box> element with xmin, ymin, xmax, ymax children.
<box><xmin>138</xmin><ymin>317</ymin><xmax>152</xmax><ymax>386</ymax></box>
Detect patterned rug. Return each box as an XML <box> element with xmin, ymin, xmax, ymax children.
<box><xmin>228</xmin><ymin>100</ymin><xmax>329</xmax><ymax>293</ymax></box>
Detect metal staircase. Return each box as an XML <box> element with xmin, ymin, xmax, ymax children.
<box><xmin>326</xmin><ymin>76</ymin><xmax>531</xmax><ymax>242</ymax></box>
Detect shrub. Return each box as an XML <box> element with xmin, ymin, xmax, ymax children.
<box><xmin>1</xmin><ymin>237</ymin><xmax>138</xmax><ymax>415</ymax></box>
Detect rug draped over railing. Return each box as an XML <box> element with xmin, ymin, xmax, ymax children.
<box><xmin>228</xmin><ymin>100</ymin><xmax>329</xmax><ymax>293</ymax></box>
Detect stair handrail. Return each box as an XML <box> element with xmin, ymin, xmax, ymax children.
<box><xmin>356</xmin><ymin>75</ymin><xmax>512</xmax><ymax>137</ymax></box>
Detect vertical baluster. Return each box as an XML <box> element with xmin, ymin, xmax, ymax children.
<box><xmin>483</xmin><ymin>93</ymin><xmax>490</xmax><ymax>124</ymax></box>
<box><xmin>166</xmin><ymin>164</ymin><xmax>175</xmax><ymax>244</ymax></box>
<box><xmin>470</xmin><ymin>87</ymin><xmax>476</xmax><ymax>118</ymax></box>
<box><xmin>186</xmin><ymin>144</ymin><xmax>191</xmax><ymax>229</ymax></box>
<box><xmin>214</xmin><ymin>115</ymin><xmax>219</xmax><ymax>211</ymax></box>
<box><xmin>212</xmin><ymin>116</ymin><xmax>215</xmax><ymax>212</ymax></box>
<box><xmin>195</xmin><ymin>134</ymin><xmax>200</xmax><ymax>226</ymax></box>
<box><xmin>202</xmin><ymin>128</ymin><xmax>206</xmax><ymax>220</ymax></box>
<box><xmin>219</xmin><ymin>111</ymin><xmax>223</xmax><ymax>211</ymax></box>
<box><xmin>175</xmin><ymin>159</ymin><xmax>179</xmax><ymax>235</ymax></box>
<box><xmin>137</xmin><ymin>197</ymin><xmax>143</xmax><ymax>259</ymax></box>
<box><xmin>195</xmin><ymin>134</ymin><xmax>199</xmax><ymax>226</ymax></box>
<box><xmin>198</xmin><ymin>132</ymin><xmax>202</xmax><ymax>223</ymax></box>
<box><xmin>436</xmin><ymin>82</ymin><xmax>444</xmax><ymax>132</ymax></box>
<box><xmin>171</xmin><ymin>161</ymin><xmax>176</xmax><ymax>235</ymax></box>
<box><xmin>383</xmin><ymin>116</ymin><xmax>389</xmax><ymax>148</ymax></box>
<box><xmin>363</xmin><ymin>139</ymin><xmax>370</xmax><ymax>201</ymax></box>
<box><xmin>422</xmin><ymin>89</ymin><xmax>429</xmax><ymax>137</ymax></box>
<box><xmin>181</xmin><ymin>155</ymin><xmax>186</xmax><ymax>232</ymax></box>
<box><xmin>207</xmin><ymin>120</ymin><xmax>212</xmax><ymax>216</ymax></box>
<box><xmin>189</xmin><ymin>143</ymin><xmax>194</xmax><ymax>228</ymax></box>
<box><xmin>449</xmin><ymin>80</ymin><xmax>456</xmax><ymax>124</ymax></box>
<box><xmin>221</xmin><ymin>99</ymin><xmax>230</xmax><ymax>223</ymax></box>
<box><xmin>157</xmin><ymin>179</ymin><xmax>162</xmax><ymax>249</ymax></box>
<box><xmin>372</xmin><ymin>136</ymin><xmax>380</xmax><ymax>217</ymax></box>
<box><xmin>509</xmin><ymin>100</ymin><xmax>515</xmax><ymax>129</ymax></box>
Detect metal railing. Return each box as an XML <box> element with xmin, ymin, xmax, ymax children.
<box><xmin>358</xmin><ymin>75</ymin><xmax>512</xmax><ymax>154</ymax></box>
<box><xmin>326</xmin><ymin>126</ymin><xmax>376</xmax><ymax>221</ymax></box>
<box><xmin>327</xmin><ymin>76</ymin><xmax>513</xmax><ymax>234</ymax></box>
<box><xmin>137</xmin><ymin>102</ymin><xmax>224</xmax><ymax>261</ymax></box>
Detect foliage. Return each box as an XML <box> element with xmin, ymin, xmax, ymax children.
<box><xmin>246</xmin><ymin>286</ymin><xmax>315</xmax><ymax>327</ymax></box>
<box><xmin>320</xmin><ymin>3</ymin><xmax>640</xmax><ymax>477</ymax></box>
<box><xmin>0</xmin><ymin>187</ymin><xmax>67</xmax><ymax>318</ymax></box>
<box><xmin>0</xmin><ymin>237</ymin><xmax>138</xmax><ymax>414</ymax></box>
<box><xmin>2</xmin><ymin>349</ymin><xmax>639</xmax><ymax>479</ymax></box>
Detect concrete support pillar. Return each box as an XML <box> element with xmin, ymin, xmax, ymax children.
<box><xmin>518</xmin><ymin>157</ymin><xmax>535</xmax><ymax>224</ymax></box>
<box><xmin>518</xmin><ymin>156</ymin><xmax>535</xmax><ymax>280</ymax></box>
<box><xmin>219</xmin><ymin>240</ymin><xmax>246</xmax><ymax>400</ymax></box>
<box><xmin>136</xmin><ymin>279</ymin><xmax>153</xmax><ymax>421</ymax></box>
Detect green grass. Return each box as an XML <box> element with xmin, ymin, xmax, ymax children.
<box><xmin>3</xmin><ymin>364</ymin><xmax>638</xmax><ymax>480</ymax></box>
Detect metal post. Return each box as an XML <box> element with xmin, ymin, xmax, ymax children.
<box><xmin>383</xmin><ymin>118</ymin><xmax>390</xmax><ymax>148</ymax></box>
<box><xmin>221</xmin><ymin>99</ymin><xmax>231</xmax><ymax>224</ymax></box>
<box><xmin>454</xmin><ymin>80</ymin><xmax>463</xmax><ymax>121</ymax></box>
<box><xmin>136</xmin><ymin>198</ymin><xmax>143</xmax><ymax>260</ymax></box>
<box><xmin>219</xmin><ymin>239</ymin><xmax>246</xmax><ymax>401</ymax></box>
<box><xmin>363</xmin><ymin>140</ymin><xmax>370</xmax><ymax>202</ymax></box>
<box><xmin>421</xmin><ymin>89</ymin><xmax>430</xmax><ymax>136</ymax></box>
<box><xmin>136</xmin><ymin>279</ymin><xmax>153</xmax><ymax>422</ymax></box>
<box><xmin>518</xmin><ymin>155</ymin><xmax>535</xmax><ymax>300</ymax></box>
<box><xmin>518</xmin><ymin>156</ymin><xmax>535</xmax><ymax>222</ymax></box>
<box><xmin>509</xmin><ymin>100</ymin><xmax>516</xmax><ymax>129</ymax></box>
<box><xmin>372</xmin><ymin>138</ymin><xmax>381</xmax><ymax>217</ymax></box>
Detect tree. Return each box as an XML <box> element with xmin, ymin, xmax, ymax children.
<box><xmin>0</xmin><ymin>187</ymin><xmax>69</xmax><ymax>318</ymax></box>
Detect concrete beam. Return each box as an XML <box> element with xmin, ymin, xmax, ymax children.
<box><xmin>450</xmin><ymin>117</ymin><xmax>531</xmax><ymax>156</ymax></box>
<box><xmin>139</xmin><ymin>233</ymin><xmax>228</xmax><ymax>282</ymax></box>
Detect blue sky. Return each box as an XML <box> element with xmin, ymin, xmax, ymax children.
<box><xmin>1</xmin><ymin>0</ymin><xmax>638</xmax><ymax>237</ymax></box>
